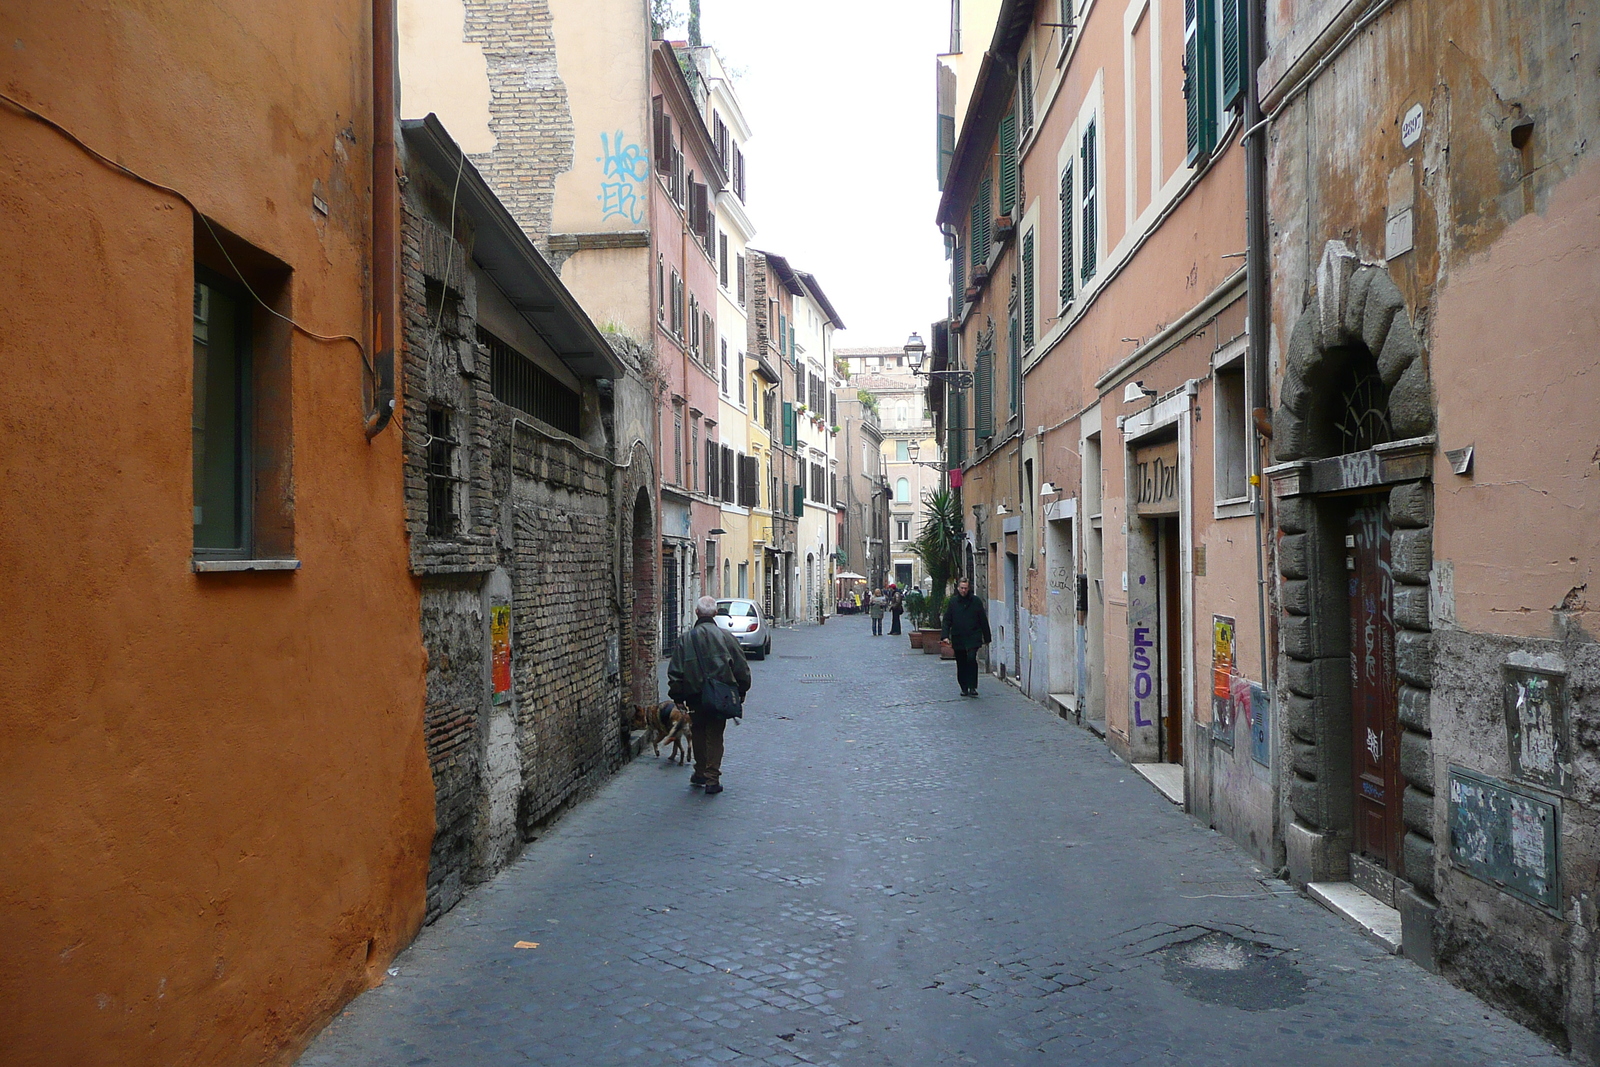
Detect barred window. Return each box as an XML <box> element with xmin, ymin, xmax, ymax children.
<box><xmin>426</xmin><ymin>405</ymin><xmax>460</xmax><ymax>536</ymax></box>
<box><xmin>479</xmin><ymin>327</ymin><xmax>580</xmax><ymax>436</ymax></box>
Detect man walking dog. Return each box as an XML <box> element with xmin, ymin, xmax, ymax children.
<box><xmin>668</xmin><ymin>596</ymin><xmax>752</xmax><ymax>795</ymax></box>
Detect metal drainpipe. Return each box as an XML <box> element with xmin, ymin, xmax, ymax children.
<box><xmin>1243</xmin><ymin>0</ymin><xmax>1276</xmax><ymax>712</ymax></box>
<box><xmin>365</xmin><ymin>0</ymin><xmax>398</xmax><ymax>439</ymax></box>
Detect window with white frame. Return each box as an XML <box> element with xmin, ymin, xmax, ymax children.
<box><xmin>1214</xmin><ymin>346</ymin><xmax>1249</xmax><ymax>504</ymax></box>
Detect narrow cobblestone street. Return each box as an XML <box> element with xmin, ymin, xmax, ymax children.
<box><xmin>300</xmin><ymin>619</ymin><xmax>1566</xmax><ymax>1067</ymax></box>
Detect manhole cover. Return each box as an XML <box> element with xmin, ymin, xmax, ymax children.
<box><xmin>1158</xmin><ymin>931</ymin><xmax>1306</xmax><ymax>1010</ymax></box>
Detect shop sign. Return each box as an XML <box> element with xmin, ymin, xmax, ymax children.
<box><xmin>1133</xmin><ymin>439</ymin><xmax>1180</xmax><ymax>515</ymax></box>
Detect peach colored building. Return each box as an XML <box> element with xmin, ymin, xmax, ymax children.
<box><xmin>1261</xmin><ymin>0</ymin><xmax>1600</xmax><ymax>1053</ymax></box>
<box><xmin>936</xmin><ymin>0</ymin><xmax>1263</xmax><ymax>844</ymax></box>
<box><xmin>0</xmin><ymin>3</ymin><xmax>432</xmax><ymax>1064</ymax></box>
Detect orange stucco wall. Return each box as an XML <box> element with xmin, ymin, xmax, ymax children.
<box><xmin>0</xmin><ymin>5</ymin><xmax>433</xmax><ymax>1065</ymax></box>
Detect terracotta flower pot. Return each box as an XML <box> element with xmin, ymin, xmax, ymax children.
<box><xmin>921</xmin><ymin>629</ymin><xmax>943</xmax><ymax>654</ymax></box>
<box><xmin>909</xmin><ymin>630</ymin><xmax>925</xmax><ymax>649</ymax></box>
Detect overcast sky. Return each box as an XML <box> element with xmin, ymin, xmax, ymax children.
<box><xmin>662</xmin><ymin>0</ymin><xmax>950</xmax><ymax>350</ymax></box>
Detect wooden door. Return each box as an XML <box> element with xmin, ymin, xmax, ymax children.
<box><xmin>1161</xmin><ymin>518</ymin><xmax>1183</xmax><ymax>765</ymax></box>
<box><xmin>1348</xmin><ymin>502</ymin><xmax>1401</xmax><ymax>870</ymax></box>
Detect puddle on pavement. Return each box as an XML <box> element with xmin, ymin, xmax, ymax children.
<box><xmin>1158</xmin><ymin>931</ymin><xmax>1307</xmax><ymax>1011</ymax></box>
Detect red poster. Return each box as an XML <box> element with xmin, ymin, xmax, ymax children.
<box><xmin>491</xmin><ymin>603</ymin><xmax>512</xmax><ymax>704</ymax></box>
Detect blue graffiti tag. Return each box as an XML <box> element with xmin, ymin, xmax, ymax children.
<box><xmin>597</xmin><ymin>131</ymin><xmax>648</xmax><ymax>224</ymax></box>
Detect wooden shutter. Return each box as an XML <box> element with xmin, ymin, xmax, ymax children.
<box><xmin>970</xmin><ymin>177</ymin><xmax>992</xmax><ymax>274</ymax></box>
<box><xmin>691</xmin><ymin>182</ymin><xmax>708</xmax><ymax>235</ymax></box>
<box><xmin>721</xmin><ymin>445</ymin><xmax>735</xmax><ymax>503</ymax></box>
<box><xmin>1020</xmin><ymin>57</ymin><xmax>1035</xmax><ymax>135</ymax></box>
<box><xmin>998</xmin><ymin>112</ymin><xmax>1018</xmax><ymax>215</ymax></box>
<box><xmin>1059</xmin><ymin>162</ymin><xmax>1075</xmax><ymax>306</ymax></box>
<box><xmin>975</xmin><ymin>331</ymin><xmax>995</xmax><ymax>438</ymax></box>
<box><xmin>1022</xmin><ymin>229</ymin><xmax>1035</xmax><ymax>353</ymax></box>
<box><xmin>1184</xmin><ymin>0</ymin><xmax>1217</xmax><ymax>163</ymax></box>
<box><xmin>793</xmin><ymin>483</ymin><xmax>805</xmax><ymax>517</ymax></box>
<box><xmin>1221</xmin><ymin>0</ymin><xmax>1244</xmax><ymax>108</ymax></box>
<box><xmin>706</xmin><ymin>439</ymin><xmax>720</xmax><ymax>497</ymax></box>
<box><xmin>952</xmin><ymin>236</ymin><xmax>967</xmax><ymax>316</ymax></box>
<box><xmin>735</xmin><ymin>147</ymin><xmax>746</xmax><ymax>200</ymax></box>
<box><xmin>736</xmin><ymin>254</ymin><xmax>746</xmax><ymax>304</ymax></box>
<box><xmin>740</xmin><ymin>454</ymin><xmax>759</xmax><ymax>507</ymax></box>
<box><xmin>782</xmin><ymin>401</ymin><xmax>795</xmax><ymax>446</ymax></box>
<box><xmin>829</xmin><ymin>393</ymin><xmax>837</xmax><ymax>426</ymax></box>
<box><xmin>1009</xmin><ymin>313</ymin><xmax>1022</xmax><ymax>415</ymax></box>
<box><xmin>1080</xmin><ymin>122</ymin><xmax>1098</xmax><ymax>282</ymax></box>
<box><xmin>653</xmin><ymin>98</ymin><xmax>668</xmax><ymax>173</ymax></box>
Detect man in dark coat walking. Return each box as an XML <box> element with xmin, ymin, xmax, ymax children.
<box><xmin>668</xmin><ymin>596</ymin><xmax>752</xmax><ymax>794</ymax></box>
<box><xmin>941</xmin><ymin>577</ymin><xmax>992</xmax><ymax>697</ymax></box>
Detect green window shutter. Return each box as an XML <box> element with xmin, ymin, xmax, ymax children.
<box><xmin>975</xmin><ymin>333</ymin><xmax>995</xmax><ymax>438</ymax></box>
<box><xmin>1008</xmin><ymin>314</ymin><xmax>1021</xmax><ymax>415</ymax></box>
<box><xmin>969</xmin><ymin>177</ymin><xmax>992</xmax><ymax>274</ymax></box>
<box><xmin>952</xmin><ymin>237</ymin><xmax>966</xmax><ymax>315</ymax></box>
<box><xmin>998</xmin><ymin>112</ymin><xmax>1017</xmax><ymax>216</ymax></box>
<box><xmin>1059</xmin><ymin>162</ymin><xmax>1075</xmax><ymax>306</ymax></box>
<box><xmin>1184</xmin><ymin>0</ymin><xmax>1218</xmax><ymax>163</ymax></box>
<box><xmin>782</xmin><ymin>401</ymin><xmax>795</xmax><ymax>446</ymax></box>
<box><xmin>1080</xmin><ymin>122</ymin><xmax>1098</xmax><ymax>283</ymax></box>
<box><xmin>1021</xmin><ymin>229</ymin><xmax>1035</xmax><ymax>353</ymax></box>
<box><xmin>1221</xmin><ymin>0</ymin><xmax>1244</xmax><ymax>109</ymax></box>
<box><xmin>793</xmin><ymin>483</ymin><xmax>805</xmax><ymax>517</ymax></box>
<box><xmin>1019</xmin><ymin>57</ymin><xmax>1035</xmax><ymax>136</ymax></box>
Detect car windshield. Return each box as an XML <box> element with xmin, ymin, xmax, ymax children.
<box><xmin>717</xmin><ymin>600</ymin><xmax>757</xmax><ymax>618</ymax></box>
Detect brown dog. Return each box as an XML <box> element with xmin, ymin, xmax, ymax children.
<box><xmin>636</xmin><ymin>700</ymin><xmax>693</xmax><ymax>765</ymax></box>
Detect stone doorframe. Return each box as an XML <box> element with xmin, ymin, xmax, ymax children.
<box><xmin>1267</xmin><ymin>242</ymin><xmax>1440</xmax><ymax>904</ymax></box>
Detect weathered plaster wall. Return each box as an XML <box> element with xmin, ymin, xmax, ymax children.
<box><xmin>399</xmin><ymin>0</ymin><xmax>496</xmax><ymax>153</ymax></box>
<box><xmin>0</xmin><ymin>4</ymin><xmax>433</xmax><ymax>1064</ymax></box>
<box><xmin>1431</xmin><ymin>157</ymin><xmax>1600</xmax><ymax>638</ymax></box>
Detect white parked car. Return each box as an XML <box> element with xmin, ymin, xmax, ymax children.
<box><xmin>714</xmin><ymin>599</ymin><xmax>770</xmax><ymax>660</ymax></box>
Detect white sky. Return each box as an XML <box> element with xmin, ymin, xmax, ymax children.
<box><xmin>663</xmin><ymin>0</ymin><xmax>951</xmax><ymax>349</ymax></box>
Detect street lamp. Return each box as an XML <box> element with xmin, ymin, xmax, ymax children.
<box><xmin>905</xmin><ymin>441</ymin><xmax>947</xmax><ymax>472</ymax></box>
<box><xmin>904</xmin><ymin>330</ymin><xmax>974</xmax><ymax>389</ymax></box>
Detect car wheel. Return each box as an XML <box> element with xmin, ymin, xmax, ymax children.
<box><xmin>761</xmin><ymin>638</ymin><xmax>771</xmax><ymax>660</ymax></box>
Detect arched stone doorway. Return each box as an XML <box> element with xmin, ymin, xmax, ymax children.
<box><xmin>627</xmin><ymin>485</ymin><xmax>657</xmax><ymax>709</ymax></box>
<box><xmin>1270</xmin><ymin>242</ymin><xmax>1438</xmax><ymax>908</ymax></box>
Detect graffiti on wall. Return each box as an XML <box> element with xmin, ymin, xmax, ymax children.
<box><xmin>490</xmin><ymin>601</ymin><xmax>512</xmax><ymax>704</ymax></box>
<box><xmin>597</xmin><ymin>130</ymin><xmax>648</xmax><ymax>224</ymax></box>
<box><xmin>1132</xmin><ymin>623</ymin><xmax>1155</xmax><ymax>727</ymax></box>
<box><xmin>1212</xmin><ymin>615</ymin><xmax>1236</xmax><ymax>744</ymax></box>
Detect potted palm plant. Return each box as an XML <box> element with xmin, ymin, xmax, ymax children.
<box><xmin>910</xmin><ymin>487</ymin><xmax>964</xmax><ymax>657</ymax></box>
<box><xmin>904</xmin><ymin>589</ymin><xmax>927</xmax><ymax>647</ymax></box>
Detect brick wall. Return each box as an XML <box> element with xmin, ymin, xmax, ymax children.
<box><xmin>462</xmin><ymin>0</ymin><xmax>573</xmax><ymax>249</ymax></box>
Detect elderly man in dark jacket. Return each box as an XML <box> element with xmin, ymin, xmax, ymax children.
<box><xmin>941</xmin><ymin>578</ymin><xmax>992</xmax><ymax>697</ymax></box>
<box><xmin>668</xmin><ymin>596</ymin><xmax>752</xmax><ymax>794</ymax></box>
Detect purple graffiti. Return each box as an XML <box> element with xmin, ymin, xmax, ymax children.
<box><xmin>1132</xmin><ymin>626</ymin><xmax>1154</xmax><ymax>727</ymax></box>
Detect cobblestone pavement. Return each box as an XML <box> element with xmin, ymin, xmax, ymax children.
<box><xmin>300</xmin><ymin>618</ymin><xmax>1568</xmax><ymax>1067</ymax></box>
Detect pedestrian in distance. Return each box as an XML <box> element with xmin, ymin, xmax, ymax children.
<box><xmin>868</xmin><ymin>588</ymin><xmax>888</xmax><ymax>636</ymax></box>
<box><xmin>941</xmin><ymin>577</ymin><xmax>992</xmax><ymax>697</ymax></box>
<box><xmin>667</xmin><ymin>596</ymin><xmax>752</xmax><ymax>795</ymax></box>
<box><xmin>887</xmin><ymin>584</ymin><xmax>904</xmax><ymax>636</ymax></box>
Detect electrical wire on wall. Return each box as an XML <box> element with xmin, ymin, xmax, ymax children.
<box><xmin>0</xmin><ymin>90</ymin><xmax>381</xmax><ymax>423</ymax></box>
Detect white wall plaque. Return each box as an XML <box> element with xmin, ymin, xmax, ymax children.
<box><xmin>1401</xmin><ymin>104</ymin><xmax>1424</xmax><ymax>148</ymax></box>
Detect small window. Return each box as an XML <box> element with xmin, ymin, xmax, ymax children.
<box><xmin>1215</xmin><ymin>359</ymin><xmax>1249</xmax><ymax>502</ymax></box>
<box><xmin>896</xmin><ymin>440</ymin><xmax>910</xmax><ymax>462</ymax></box>
<box><xmin>720</xmin><ymin>339</ymin><xmax>729</xmax><ymax>394</ymax></box>
<box><xmin>896</xmin><ymin>477</ymin><xmax>910</xmax><ymax>503</ymax></box>
<box><xmin>192</xmin><ymin>270</ymin><xmax>252</xmax><ymax>556</ymax></box>
<box><xmin>426</xmin><ymin>406</ymin><xmax>460</xmax><ymax>536</ymax></box>
<box><xmin>719</xmin><ymin>233</ymin><xmax>729</xmax><ymax>288</ymax></box>
<box><xmin>896</xmin><ymin>518</ymin><xmax>910</xmax><ymax>541</ymax></box>
<box><xmin>192</xmin><ymin>221</ymin><xmax>293</xmax><ymax>565</ymax></box>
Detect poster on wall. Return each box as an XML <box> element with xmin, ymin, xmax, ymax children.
<box><xmin>491</xmin><ymin>602</ymin><xmax>512</xmax><ymax>705</ymax></box>
<box><xmin>1504</xmin><ymin>668</ymin><xmax>1569</xmax><ymax>793</ymax></box>
<box><xmin>1211</xmin><ymin>615</ymin><xmax>1236</xmax><ymax>744</ymax></box>
<box><xmin>1448</xmin><ymin>767</ymin><xmax>1560</xmax><ymax>912</ymax></box>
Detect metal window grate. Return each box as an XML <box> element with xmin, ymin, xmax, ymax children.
<box><xmin>479</xmin><ymin>327</ymin><xmax>581</xmax><ymax>436</ymax></box>
<box><xmin>426</xmin><ymin>406</ymin><xmax>460</xmax><ymax>536</ymax></box>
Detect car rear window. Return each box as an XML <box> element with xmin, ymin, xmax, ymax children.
<box><xmin>717</xmin><ymin>601</ymin><xmax>757</xmax><ymax>617</ymax></box>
